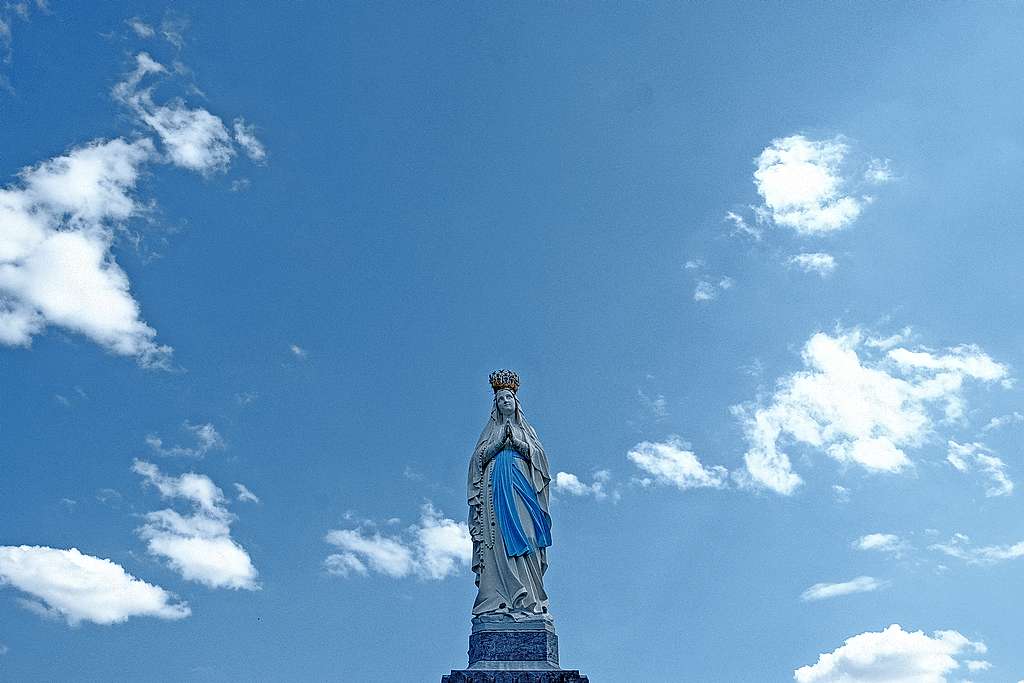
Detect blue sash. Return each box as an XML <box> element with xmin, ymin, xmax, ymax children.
<box><xmin>492</xmin><ymin>449</ymin><xmax>552</xmax><ymax>557</ymax></box>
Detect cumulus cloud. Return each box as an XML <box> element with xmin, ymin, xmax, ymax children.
<box><xmin>145</xmin><ymin>421</ymin><xmax>225</xmax><ymax>459</ymax></box>
<box><xmin>732</xmin><ymin>329</ymin><xmax>1009</xmax><ymax>495</ymax></box>
<box><xmin>946</xmin><ymin>441</ymin><xmax>1013</xmax><ymax>497</ymax></box>
<box><xmin>800</xmin><ymin>576</ymin><xmax>885</xmax><ymax>602</ymax></box>
<box><xmin>787</xmin><ymin>253</ymin><xmax>837</xmax><ymax>277</ymax></box>
<box><xmin>0</xmin><ymin>546</ymin><xmax>189</xmax><ymax>626</ymax></box>
<box><xmin>930</xmin><ymin>532</ymin><xmax>1024</xmax><ymax>564</ymax></box>
<box><xmin>133</xmin><ymin>460</ymin><xmax>258</xmax><ymax>590</ymax></box>
<box><xmin>289</xmin><ymin>343</ymin><xmax>307</xmax><ymax>358</ymax></box>
<box><xmin>753</xmin><ymin>135</ymin><xmax>865</xmax><ymax>235</ymax></box>
<box><xmin>554</xmin><ymin>470</ymin><xmax>615</xmax><ymax>501</ymax></box>
<box><xmin>628</xmin><ymin>437</ymin><xmax>728</xmax><ymax>490</ymax></box>
<box><xmin>0</xmin><ymin>137</ymin><xmax>175</xmax><ymax>364</ymax></box>
<box><xmin>794</xmin><ymin>623</ymin><xmax>986</xmax><ymax>683</ymax></box>
<box><xmin>853</xmin><ymin>533</ymin><xmax>909</xmax><ymax>557</ymax></box>
<box><xmin>324</xmin><ymin>503</ymin><xmax>471</xmax><ymax>580</ymax></box>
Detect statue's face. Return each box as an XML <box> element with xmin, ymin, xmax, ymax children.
<box><xmin>496</xmin><ymin>390</ymin><xmax>516</xmax><ymax>418</ymax></box>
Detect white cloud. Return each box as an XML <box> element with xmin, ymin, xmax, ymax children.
<box><xmin>930</xmin><ymin>532</ymin><xmax>1024</xmax><ymax>564</ymax></box>
<box><xmin>733</xmin><ymin>329</ymin><xmax>1009</xmax><ymax>495</ymax></box>
<box><xmin>554</xmin><ymin>470</ymin><xmax>613</xmax><ymax>501</ymax></box>
<box><xmin>289</xmin><ymin>343</ymin><xmax>307</xmax><ymax>358</ymax></box>
<box><xmin>232</xmin><ymin>119</ymin><xmax>266</xmax><ymax>163</ymax></box>
<box><xmin>794</xmin><ymin>624</ymin><xmax>986</xmax><ymax>683</ymax></box>
<box><xmin>864</xmin><ymin>158</ymin><xmax>895</xmax><ymax>184</ymax></box>
<box><xmin>946</xmin><ymin>441</ymin><xmax>1013</xmax><ymax>497</ymax></box>
<box><xmin>637</xmin><ymin>389</ymin><xmax>668</xmax><ymax>419</ymax></box>
<box><xmin>693</xmin><ymin>280</ymin><xmax>716</xmax><ymax>301</ymax></box>
<box><xmin>800</xmin><ymin>576</ymin><xmax>885</xmax><ymax>602</ymax></box>
<box><xmin>832</xmin><ymin>485</ymin><xmax>851</xmax><ymax>503</ymax></box>
<box><xmin>854</xmin><ymin>533</ymin><xmax>908</xmax><ymax>557</ymax></box>
<box><xmin>965</xmin><ymin>659</ymin><xmax>992</xmax><ymax>672</ymax></box>
<box><xmin>324</xmin><ymin>503</ymin><xmax>471</xmax><ymax>580</ymax></box>
<box><xmin>234</xmin><ymin>483</ymin><xmax>259</xmax><ymax>504</ymax></box>
<box><xmin>0</xmin><ymin>137</ymin><xmax>175</xmax><ymax>365</ymax></box>
<box><xmin>724</xmin><ymin>210</ymin><xmax>762</xmax><ymax>240</ymax></box>
<box><xmin>134</xmin><ymin>460</ymin><xmax>258</xmax><ymax>590</ymax></box>
<box><xmin>0</xmin><ymin>546</ymin><xmax>189</xmax><ymax>626</ymax></box>
<box><xmin>788</xmin><ymin>253</ymin><xmax>837</xmax><ymax>277</ymax></box>
<box><xmin>982</xmin><ymin>411</ymin><xmax>1024</xmax><ymax>432</ymax></box>
<box><xmin>628</xmin><ymin>437</ymin><xmax>728</xmax><ymax>490</ymax></box>
<box><xmin>127</xmin><ymin>18</ymin><xmax>154</xmax><ymax>38</ymax></box>
<box><xmin>753</xmin><ymin>135</ymin><xmax>864</xmax><ymax>235</ymax></box>
<box><xmin>146</xmin><ymin>421</ymin><xmax>225</xmax><ymax>459</ymax></box>
<box><xmin>114</xmin><ymin>53</ymin><xmax>237</xmax><ymax>174</ymax></box>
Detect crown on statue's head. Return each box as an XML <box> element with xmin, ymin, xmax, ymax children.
<box><xmin>489</xmin><ymin>369</ymin><xmax>520</xmax><ymax>394</ymax></box>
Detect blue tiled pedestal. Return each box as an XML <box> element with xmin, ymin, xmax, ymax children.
<box><xmin>441</xmin><ymin>615</ymin><xmax>590</xmax><ymax>683</ymax></box>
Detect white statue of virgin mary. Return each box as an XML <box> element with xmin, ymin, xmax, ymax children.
<box><xmin>467</xmin><ymin>370</ymin><xmax>552</xmax><ymax>617</ymax></box>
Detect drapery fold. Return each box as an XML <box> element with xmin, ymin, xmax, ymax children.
<box><xmin>492</xmin><ymin>449</ymin><xmax>552</xmax><ymax>557</ymax></box>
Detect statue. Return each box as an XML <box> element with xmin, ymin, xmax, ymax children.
<box><xmin>442</xmin><ymin>370</ymin><xmax>589</xmax><ymax>679</ymax></box>
<box><xmin>467</xmin><ymin>369</ymin><xmax>552</xmax><ymax>617</ymax></box>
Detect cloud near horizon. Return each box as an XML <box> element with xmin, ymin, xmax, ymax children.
<box><xmin>324</xmin><ymin>503</ymin><xmax>471</xmax><ymax>580</ymax></box>
<box><xmin>794</xmin><ymin>624</ymin><xmax>987</xmax><ymax>683</ymax></box>
<box><xmin>0</xmin><ymin>545</ymin><xmax>189</xmax><ymax>626</ymax></box>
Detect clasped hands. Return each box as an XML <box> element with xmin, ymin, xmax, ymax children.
<box><xmin>500</xmin><ymin>422</ymin><xmax>528</xmax><ymax>457</ymax></box>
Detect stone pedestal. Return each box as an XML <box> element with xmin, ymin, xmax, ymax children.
<box><xmin>442</xmin><ymin>615</ymin><xmax>590</xmax><ymax>683</ymax></box>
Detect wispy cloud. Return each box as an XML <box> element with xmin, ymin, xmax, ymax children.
<box><xmin>795</xmin><ymin>624</ymin><xmax>986</xmax><ymax>682</ymax></box>
<box><xmin>114</xmin><ymin>53</ymin><xmax>237</xmax><ymax>174</ymax></box>
<box><xmin>853</xmin><ymin>533</ymin><xmax>909</xmax><ymax>557</ymax></box>
<box><xmin>930</xmin><ymin>532</ymin><xmax>1024</xmax><ymax>564</ymax></box>
<box><xmin>134</xmin><ymin>460</ymin><xmax>258</xmax><ymax>590</ymax></box>
<box><xmin>787</xmin><ymin>253</ymin><xmax>836</xmax><ymax>277</ymax></box>
<box><xmin>289</xmin><ymin>343</ymin><xmax>307</xmax><ymax>358</ymax></box>
<box><xmin>324</xmin><ymin>503</ymin><xmax>471</xmax><ymax>580</ymax></box>
<box><xmin>233</xmin><ymin>119</ymin><xmax>267</xmax><ymax>163</ymax></box>
<box><xmin>982</xmin><ymin>411</ymin><xmax>1024</xmax><ymax>432</ymax></box>
<box><xmin>234</xmin><ymin>483</ymin><xmax>259</xmax><ymax>504</ymax></box>
<box><xmin>800</xmin><ymin>576</ymin><xmax>885</xmax><ymax>602</ymax></box>
<box><xmin>0</xmin><ymin>545</ymin><xmax>189</xmax><ymax>625</ymax></box>
<box><xmin>732</xmin><ymin>328</ymin><xmax>1009</xmax><ymax>495</ymax></box>
<box><xmin>126</xmin><ymin>17</ymin><xmax>154</xmax><ymax>38</ymax></box>
<box><xmin>723</xmin><ymin>210</ymin><xmax>762</xmax><ymax>241</ymax></box>
<box><xmin>946</xmin><ymin>441</ymin><xmax>1013</xmax><ymax>497</ymax></box>
<box><xmin>145</xmin><ymin>421</ymin><xmax>225</xmax><ymax>459</ymax></box>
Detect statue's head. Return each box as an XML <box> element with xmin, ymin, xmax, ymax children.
<box><xmin>495</xmin><ymin>389</ymin><xmax>516</xmax><ymax>418</ymax></box>
<box><xmin>489</xmin><ymin>369</ymin><xmax>521</xmax><ymax>421</ymax></box>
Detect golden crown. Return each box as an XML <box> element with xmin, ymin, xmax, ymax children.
<box><xmin>489</xmin><ymin>369</ymin><xmax>520</xmax><ymax>394</ymax></box>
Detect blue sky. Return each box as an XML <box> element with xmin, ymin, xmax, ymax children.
<box><xmin>2</xmin><ymin>2</ymin><xmax>1024</xmax><ymax>681</ymax></box>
